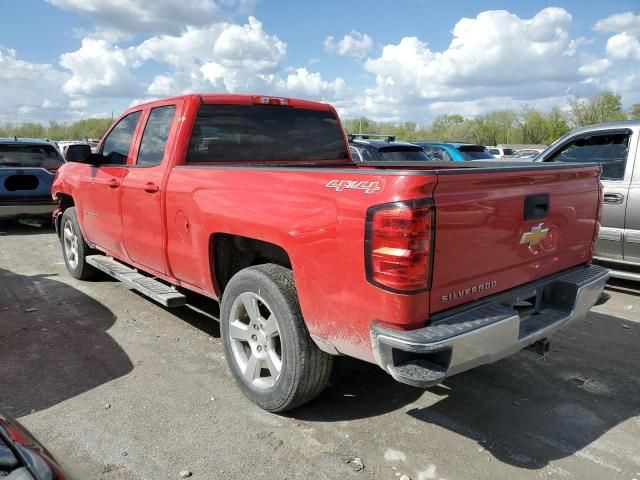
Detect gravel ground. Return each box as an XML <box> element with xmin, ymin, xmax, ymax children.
<box><xmin>1</xmin><ymin>220</ymin><xmax>639</xmax><ymax>480</ymax></box>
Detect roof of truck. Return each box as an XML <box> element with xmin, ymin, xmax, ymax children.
<box><xmin>567</xmin><ymin>120</ymin><xmax>640</xmax><ymax>134</ymax></box>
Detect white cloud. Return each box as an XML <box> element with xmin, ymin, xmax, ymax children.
<box><xmin>59</xmin><ymin>38</ymin><xmax>143</xmax><ymax>97</ymax></box>
<box><xmin>324</xmin><ymin>30</ymin><xmax>374</xmax><ymax>59</ymax></box>
<box><xmin>606</xmin><ymin>32</ymin><xmax>640</xmax><ymax>60</ymax></box>
<box><xmin>47</xmin><ymin>0</ymin><xmax>254</xmax><ymax>36</ymax></box>
<box><xmin>70</xmin><ymin>98</ymin><xmax>88</xmax><ymax>109</ymax></box>
<box><xmin>349</xmin><ymin>8</ymin><xmax>608</xmax><ymax>120</ymax></box>
<box><xmin>212</xmin><ymin>17</ymin><xmax>286</xmax><ymax>72</ymax></box>
<box><xmin>578</xmin><ymin>58</ymin><xmax>612</xmax><ymax>76</ymax></box>
<box><xmin>594</xmin><ymin>12</ymin><xmax>640</xmax><ymax>34</ymax></box>
<box><xmin>275</xmin><ymin>68</ymin><xmax>348</xmax><ymax>99</ymax></box>
<box><xmin>0</xmin><ymin>46</ymin><xmax>70</xmax><ymax>122</ymax></box>
<box><xmin>42</xmin><ymin>99</ymin><xmax>61</xmax><ymax>108</ymax></box>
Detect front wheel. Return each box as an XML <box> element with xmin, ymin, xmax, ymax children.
<box><xmin>60</xmin><ymin>207</ymin><xmax>97</xmax><ymax>280</ymax></box>
<box><xmin>220</xmin><ymin>264</ymin><xmax>333</xmax><ymax>412</ymax></box>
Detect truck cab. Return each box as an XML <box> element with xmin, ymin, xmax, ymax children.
<box><xmin>536</xmin><ymin>121</ymin><xmax>640</xmax><ymax>280</ymax></box>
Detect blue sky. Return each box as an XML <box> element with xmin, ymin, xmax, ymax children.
<box><xmin>1</xmin><ymin>0</ymin><xmax>639</xmax><ymax>125</ymax></box>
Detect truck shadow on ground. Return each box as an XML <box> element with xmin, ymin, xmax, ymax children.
<box><xmin>0</xmin><ymin>219</ymin><xmax>55</xmax><ymax>236</ymax></box>
<box><xmin>0</xmin><ymin>267</ymin><xmax>133</xmax><ymax>418</ymax></box>
<box><xmin>294</xmin><ymin>310</ymin><xmax>640</xmax><ymax>470</ymax></box>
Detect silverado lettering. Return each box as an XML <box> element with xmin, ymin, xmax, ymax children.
<box><xmin>52</xmin><ymin>93</ymin><xmax>608</xmax><ymax>412</ymax></box>
<box><xmin>441</xmin><ymin>281</ymin><xmax>498</xmax><ymax>303</ymax></box>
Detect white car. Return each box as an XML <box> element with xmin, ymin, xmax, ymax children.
<box><xmin>486</xmin><ymin>146</ymin><xmax>516</xmax><ymax>159</ymax></box>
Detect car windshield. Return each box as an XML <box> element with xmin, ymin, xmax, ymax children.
<box><xmin>457</xmin><ymin>145</ymin><xmax>495</xmax><ymax>160</ymax></box>
<box><xmin>0</xmin><ymin>144</ymin><xmax>63</xmax><ymax>168</ymax></box>
<box><xmin>187</xmin><ymin>104</ymin><xmax>348</xmax><ymax>163</ymax></box>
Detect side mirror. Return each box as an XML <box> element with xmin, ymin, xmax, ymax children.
<box><xmin>65</xmin><ymin>144</ymin><xmax>93</xmax><ymax>163</ymax></box>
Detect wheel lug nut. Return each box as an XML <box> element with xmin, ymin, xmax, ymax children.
<box><xmin>251</xmin><ymin>334</ymin><xmax>257</xmax><ymax>341</ymax></box>
<box><xmin>257</xmin><ymin>345</ymin><xmax>262</xmax><ymax>352</ymax></box>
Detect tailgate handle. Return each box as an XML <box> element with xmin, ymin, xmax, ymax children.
<box><xmin>524</xmin><ymin>194</ymin><xmax>549</xmax><ymax>221</ymax></box>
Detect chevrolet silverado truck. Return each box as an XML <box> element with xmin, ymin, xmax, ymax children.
<box><xmin>52</xmin><ymin>94</ymin><xmax>608</xmax><ymax>412</ymax></box>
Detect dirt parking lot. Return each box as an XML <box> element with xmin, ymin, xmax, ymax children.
<box><xmin>1</xmin><ymin>220</ymin><xmax>639</xmax><ymax>480</ymax></box>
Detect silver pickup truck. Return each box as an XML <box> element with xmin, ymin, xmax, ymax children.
<box><xmin>536</xmin><ymin>121</ymin><xmax>639</xmax><ymax>280</ymax></box>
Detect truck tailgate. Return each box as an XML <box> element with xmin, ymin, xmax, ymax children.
<box><xmin>429</xmin><ymin>165</ymin><xmax>601</xmax><ymax>313</ymax></box>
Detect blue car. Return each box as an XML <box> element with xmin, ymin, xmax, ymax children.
<box><xmin>414</xmin><ymin>142</ymin><xmax>495</xmax><ymax>161</ymax></box>
<box><xmin>0</xmin><ymin>138</ymin><xmax>63</xmax><ymax>221</ymax></box>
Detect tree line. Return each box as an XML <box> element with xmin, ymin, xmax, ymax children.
<box><xmin>344</xmin><ymin>92</ymin><xmax>640</xmax><ymax>146</ymax></box>
<box><xmin>1</xmin><ymin>91</ymin><xmax>639</xmax><ymax>146</ymax></box>
<box><xmin>0</xmin><ymin>118</ymin><xmax>114</xmax><ymax>141</ymax></box>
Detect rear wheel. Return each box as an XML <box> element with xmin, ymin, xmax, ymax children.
<box><xmin>60</xmin><ymin>207</ymin><xmax>97</xmax><ymax>280</ymax></box>
<box><xmin>220</xmin><ymin>264</ymin><xmax>333</xmax><ymax>412</ymax></box>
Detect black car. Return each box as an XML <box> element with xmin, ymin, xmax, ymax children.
<box><xmin>1</xmin><ymin>414</ymin><xmax>72</xmax><ymax>479</ymax></box>
<box><xmin>348</xmin><ymin>134</ymin><xmax>432</xmax><ymax>162</ymax></box>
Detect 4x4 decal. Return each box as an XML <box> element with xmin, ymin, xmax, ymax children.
<box><xmin>325</xmin><ymin>179</ymin><xmax>381</xmax><ymax>194</ymax></box>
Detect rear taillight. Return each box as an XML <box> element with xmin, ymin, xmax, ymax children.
<box><xmin>365</xmin><ymin>199</ymin><xmax>434</xmax><ymax>293</ymax></box>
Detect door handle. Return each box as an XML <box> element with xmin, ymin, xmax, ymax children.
<box><xmin>144</xmin><ymin>182</ymin><xmax>159</xmax><ymax>193</ymax></box>
<box><xmin>107</xmin><ymin>178</ymin><xmax>120</xmax><ymax>189</ymax></box>
<box><xmin>603</xmin><ymin>193</ymin><xmax>624</xmax><ymax>204</ymax></box>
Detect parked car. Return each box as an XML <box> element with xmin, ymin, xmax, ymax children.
<box><xmin>348</xmin><ymin>134</ymin><xmax>432</xmax><ymax>162</ymax></box>
<box><xmin>414</xmin><ymin>141</ymin><xmax>495</xmax><ymax>161</ymax></box>
<box><xmin>0</xmin><ymin>138</ymin><xmax>62</xmax><ymax>221</ymax></box>
<box><xmin>535</xmin><ymin>121</ymin><xmax>639</xmax><ymax>281</ymax></box>
<box><xmin>55</xmin><ymin>141</ymin><xmax>93</xmax><ymax>162</ymax></box>
<box><xmin>486</xmin><ymin>145</ymin><xmax>516</xmax><ymax>159</ymax></box>
<box><xmin>1</xmin><ymin>413</ymin><xmax>72</xmax><ymax>479</ymax></box>
<box><xmin>53</xmin><ymin>94</ymin><xmax>607</xmax><ymax>412</ymax></box>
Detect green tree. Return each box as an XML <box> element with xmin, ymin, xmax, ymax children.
<box><xmin>629</xmin><ymin>103</ymin><xmax>640</xmax><ymax>120</ymax></box>
<box><xmin>544</xmin><ymin>106</ymin><xmax>570</xmax><ymax>144</ymax></box>
<box><xmin>473</xmin><ymin>110</ymin><xmax>517</xmax><ymax>146</ymax></box>
<box><xmin>518</xmin><ymin>106</ymin><xmax>548</xmax><ymax>144</ymax></box>
<box><xmin>567</xmin><ymin>91</ymin><xmax>627</xmax><ymax>127</ymax></box>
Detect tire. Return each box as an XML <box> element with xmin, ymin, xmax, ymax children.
<box><xmin>220</xmin><ymin>264</ymin><xmax>333</xmax><ymax>412</ymax></box>
<box><xmin>60</xmin><ymin>207</ymin><xmax>97</xmax><ymax>280</ymax></box>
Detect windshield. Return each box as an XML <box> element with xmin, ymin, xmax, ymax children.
<box><xmin>457</xmin><ymin>145</ymin><xmax>495</xmax><ymax>160</ymax></box>
<box><xmin>0</xmin><ymin>144</ymin><xmax>63</xmax><ymax>168</ymax></box>
<box><xmin>187</xmin><ymin>104</ymin><xmax>348</xmax><ymax>163</ymax></box>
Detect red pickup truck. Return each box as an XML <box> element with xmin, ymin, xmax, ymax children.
<box><xmin>52</xmin><ymin>94</ymin><xmax>608</xmax><ymax>412</ymax></box>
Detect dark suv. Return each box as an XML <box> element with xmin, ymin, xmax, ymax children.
<box><xmin>0</xmin><ymin>138</ymin><xmax>63</xmax><ymax>221</ymax></box>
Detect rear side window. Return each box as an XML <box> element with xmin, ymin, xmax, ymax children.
<box><xmin>349</xmin><ymin>145</ymin><xmax>363</xmax><ymax>161</ymax></box>
<box><xmin>0</xmin><ymin>144</ymin><xmax>63</xmax><ymax>168</ymax></box>
<box><xmin>187</xmin><ymin>105</ymin><xmax>348</xmax><ymax>163</ymax></box>
<box><xmin>547</xmin><ymin>133</ymin><xmax>629</xmax><ymax>180</ymax></box>
<box><xmin>102</xmin><ymin>111</ymin><xmax>142</xmax><ymax>165</ymax></box>
<box><xmin>428</xmin><ymin>146</ymin><xmax>452</xmax><ymax>162</ymax></box>
<box><xmin>137</xmin><ymin>105</ymin><xmax>176</xmax><ymax>166</ymax></box>
<box><xmin>502</xmin><ymin>148</ymin><xmax>515</xmax><ymax>155</ymax></box>
<box><xmin>378</xmin><ymin>147</ymin><xmax>431</xmax><ymax>162</ymax></box>
<box><xmin>457</xmin><ymin>145</ymin><xmax>495</xmax><ymax>160</ymax></box>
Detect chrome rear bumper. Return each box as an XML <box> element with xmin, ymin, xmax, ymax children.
<box><xmin>371</xmin><ymin>265</ymin><xmax>609</xmax><ymax>388</ymax></box>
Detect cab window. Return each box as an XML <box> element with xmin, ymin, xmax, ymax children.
<box><xmin>137</xmin><ymin>106</ymin><xmax>176</xmax><ymax>166</ymax></box>
<box><xmin>547</xmin><ymin>133</ymin><xmax>630</xmax><ymax>180</ymax></box>
<box><xmin>101</xmin><ymin>111</ymin><xmax>142</xmax><ymax>165</ymax></box>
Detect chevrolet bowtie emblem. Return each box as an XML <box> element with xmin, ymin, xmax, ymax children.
<box><xmin>520</xmin><ymin>224</ymin><xmax>549</xmax><ymax>247</ymax></box>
